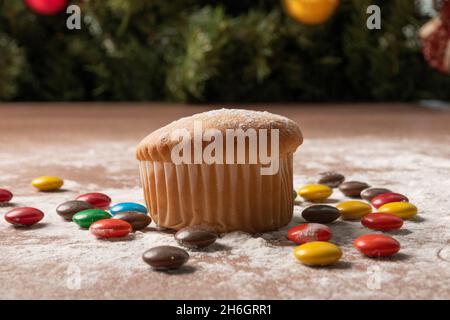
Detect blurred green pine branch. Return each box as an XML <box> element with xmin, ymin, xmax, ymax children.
<box><xmin>0</xmin><ymin>0</ymin><xmax>449</xmax><ymax>102</ymax></box>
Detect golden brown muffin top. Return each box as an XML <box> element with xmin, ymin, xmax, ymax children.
<box><xmin>136</xmin><ymin>108</ymin><xmax>303</xmax><ymax>162</ymax></box>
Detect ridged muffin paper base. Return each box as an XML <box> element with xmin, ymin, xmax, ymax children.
<box><xmin>139</xmin><ymin>155</ymin><xmax>294</xmax><ymax>233</ymax></box>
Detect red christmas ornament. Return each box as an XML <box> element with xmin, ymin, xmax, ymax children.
<box><xmin>24</xmin><ymin>0</ymin><xmax>68</xmax><ymax>16</ymax></box>
<box><xmin>420</xmin><ymin>0</ymin><xmax>450</xmax><ymax>74</ymax></box>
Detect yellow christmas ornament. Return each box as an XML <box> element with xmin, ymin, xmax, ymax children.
<box><xmin>283</xmin><ymin>0</ymin><xmax>339</xmax><ymax>25</ymax></box>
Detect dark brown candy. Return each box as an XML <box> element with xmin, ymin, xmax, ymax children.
<box><xmin>339</xmin><ymin>181</ymin><xmax>370</xmax><ymax>198</ymax></box>
<box><xmin>302</xmin><ymin>205</ymin><xmax>341</xmax><ymax>224</ymax></box>
<box><xmin>175</xmin><ymin>226</ymin><xmax>218</xmax><ymax>249</ymax></box>
<box><xmin>317</xmin><ymin>172</ymin><xmax>345</xmax><ymax>188</ymax></box>
<box><xmin>360</xmin><ymin>187</ymin><xmax>392</xmax><ymax>202</ymax></box>
<box><xmin>56</xmin><ymin>200</ymin><xmax>93</xmax><ymax>221</ymax></box>
<box><xmin>112</xmin><ymin>211</ymin><xmax>152</xmax><ymax>230</ymax></box>
<box><xmin>142</xmin><ymin>246</ymin><xmax>189</xmax><ymax>270</ymax></box>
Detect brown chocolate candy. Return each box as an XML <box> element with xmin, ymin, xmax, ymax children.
<box><xmin>142</xmin><ymin>246</ymin><xmax>189</xmax><ymax>270</ymax></box>
<box><xmin>360</xmin><ymin>187</ymin><xmax>392</xmax><ymax>202</ymax></box>
<box><xmin>302</xmin><ymin>205</ymin><xmax>341</xmax><ymax>224</ymax></box>
<box><xmin>339</xmin><ymin>181</ymin><xmax>370</xmax><ymax>198</ymax></box>
<box><xmin>56</xmin><ymin>200</ymin><xmax>94</xmax><ymax>221</ymax></box>
<box><xmin>318</xmin><ymin>172</ymin><xmax>345</xmax><ymax>188</ymax></box>
<box><xmin>175</xmin><ymin>226</ymin><xmax>218</xmax><ymax>249</ymax></box>
<box><xmin>112</xmin><ymin>211</ymin><xmax>151</xmax><ymax>230</ymax></box>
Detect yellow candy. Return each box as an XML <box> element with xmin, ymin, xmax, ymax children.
<box><xmin>298</xmin><ymin>184</ymin><xmax>332</xmax><ymax>202</ymax></box>
<box><xmin>336</xmin><ymin>200</ymin><xmax>372</xmax><ymax>220</ymax></box>
<box><xmin>31</xmin><ymin>176</ymin><xmax>64</xmax><ymax>191</ymax></box>
<box><xmin>379</xmin><ymin>202</ymin><xmax>417</xmax><ymax>220</ymax></box>
<box><xmin>294</xmin><ymin>241</ymin><xmax>342</xmax><ymax>266</ymax></box>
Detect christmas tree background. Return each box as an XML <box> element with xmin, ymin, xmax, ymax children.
<box><xmin>0</xmin><ymin>0</ymin><xmax>449</xmax><ymax>102</ymax></box>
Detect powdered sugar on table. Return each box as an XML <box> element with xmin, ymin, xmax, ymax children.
<box><xmin>1</xmin><ymin>136</ymin><xmax>450</xmax><ymax>299</ymax></box>
<box><xmin>1</xmin><ymin>104</ymin><xmax>450</xmax><ymax>299</ymax></box>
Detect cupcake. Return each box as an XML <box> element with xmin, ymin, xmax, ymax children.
<box><xmin>136</xmin><ymin>108</ymin><xmax>302</xmax><ymax>233</ymax></box>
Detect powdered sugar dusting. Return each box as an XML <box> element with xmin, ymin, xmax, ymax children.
<box><xmin>137</xmin><ymin>108</ymin><xmax>303</xmax><ymax>161</ymax></box>
<box><xmin>1</xmin><ymin>137</ymin><xmax>450</xmax><ymax>299</ymax></box>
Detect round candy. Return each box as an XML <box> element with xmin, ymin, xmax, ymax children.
<box><xmin>175</xmin><ymin>226</ymin><xmax>218</xmax><ymax>249</ymax></box>
<box><xmin>317</xmin><ymin>172</ymin><xmax>345</xmax><ymax>188</ymax></box>
<box><xmin>112</xmin><ymin>211</ymin><xmax>152</xmax><ymax>230</ymax></box>
<box><xmin>361</xmin><ymin>213</ymin><xmax>403</xmax><ymax>231</ymax></box>
<box><xmin>4</xmin><ymin>207</ymin><xmax>44</xmax><ymax>226</ymax></box>
<box><xmin>89</xmin><ymin>219</ymin><xmax>132</xmax><ymax>238</ymax></box>
<box><xmin>378</xmin><ymin>202</ymin><xmax>417</xmax><ymax>220</ymax></box>
<box><xmin>0</xmin><ymin>188</ymin><xmax>13</xmax><ymax>203</ymax></box>
<box><xmin>110</xmin><ymin>202</ymin><xmax>147</xmax><ymax>215</ymax></box>
<box><xmin>293</xmin><ymin>190</ymin><xmax>298</xmax><ymax>200</ymax></box>
<box><xmin>360</xmin><ymin>187</ymin><xmax>392</xmax><ymax>202</ymax></box>
<box><xmin>75</xmin><ymin>192</ymin><xmax>111</xmax><ymax>209</ymax></box>
<box><xmin>288</xmin><ymin>223</ymin><xmax>331</xmax><ymax>244</ymax></box>
<box><xmin>338</xmin><ymin>181</ymin><xmax>370</xmax><ymax>198</ymax></box>
<box><xmin>31</xmin><ymin>176</ymin><xmax>64</xmax><ymax>191</ymax></box>
<box><xmin>293</xmin><ymin>241</ymin><xmax>342</xmax><ymax>266</ymax></box>
<box><xmin>354</xmin><ymin>234</ymin><xmax>400</xmax><ymax>257</ymax></box>
<box><xmin>72</xmin><ymin>209</ymin><xmax>111</xmax><ymax>228</ymax></box>
<box><xmin>302</xmin><ymin>204</ymin><xmax>340</xmax><ymax>223</ymax></box>
<box><xmin>336</xmin><ymin>201</ymin><xmax>372</xmax><ymax>220</ymax></box>
<box><xmin>56</xmin><ymin>200</ymin><xmax>94</xmax><ymax>221</ymax></box>
<box><xmin>371</xmin><ymin>192</ymin><xmax>409</xmax><ymax>209</ymax></box>
<box><xmin>298</xmin><ymin>184</ymin><xmax>332</xmax><ymax>202</ymax></box>
<box><xmin>142</xmin><ymin>246</ymin><xmax>189</xmax><ymax>270</ymax></box>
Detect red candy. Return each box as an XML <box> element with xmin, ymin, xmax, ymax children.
<box><xmin>288</xmin><ymin>223</ymin><xmax>331</xmax><ymax>244</ymax></box>
<box><xmin>361</xmin><ymin>213</ymin><xmax>403</xmax><ymax>231</ymax></box>
<box><xmin>354</xmin><ymin>234</ymin><xmax>400</xmax><ymax>257</ymax></box>
<box><xmin>89</xmin><ymin>219</ymin><xmax>132</xmax><ymax>238</ymax></box>
<box><xmin>0</xmin><ymin>188</ymin><xmax>13</xmax><ymax>203</ymax></box>
<box><xmin>4</xmin><ymin>207</ymin><xmax>44</xmax><ymax>226</ymax></box>
<box><xmin>76</xmin><ymin>192</ymin><xmax>111</xmax><ymax>209</ymax></box>
<box><xmin>371</xmin><ymin>192</ymin><xmax>408</xmax><ymax>209</ymax></box>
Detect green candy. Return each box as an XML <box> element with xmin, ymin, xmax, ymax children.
<box><xmin>293</xmin><ymin>190</ymin><xmax>298</xmax><ymax>200</ymax></box>
<box><xmin>72</xmin><ymin>209</ymin><xmax>111</xmax><ymax>228</ymax></box>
